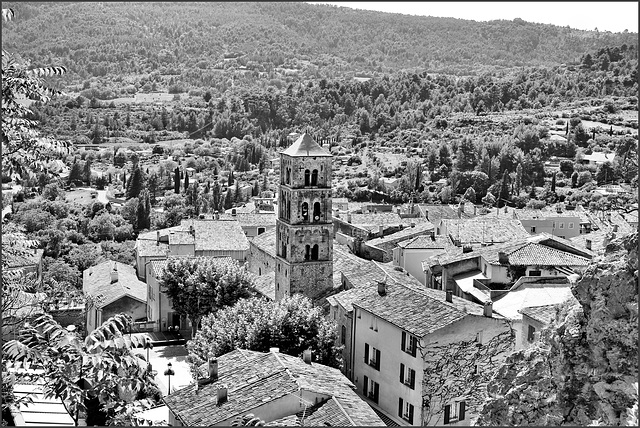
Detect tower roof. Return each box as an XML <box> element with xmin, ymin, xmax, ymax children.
<box><xmin>281</xmin><ymin>133</ymin><xmax>332</xmax><ymax>157</ymax></box>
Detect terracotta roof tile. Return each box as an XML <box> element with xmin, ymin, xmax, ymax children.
<box><xmin>281</xmin><ymin>133</ymin><xmax>332</xmax><ymax>157</ymax></box>
<box><xmin>82</xmin><ymin>260</ymin><xmax>146</xmax><ymax>308</ymax></box>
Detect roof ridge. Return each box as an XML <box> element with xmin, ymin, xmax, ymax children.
<box><xmin>330</xmin><ymin>395</ymin><xmax>356</xmax><ymax>426</ymax></box>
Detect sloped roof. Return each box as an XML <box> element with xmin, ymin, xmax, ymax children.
<box><xmin>364</xmin><ymin>222</ymin><xmax>435</xmax><ymax>248</ymax></box>
<box><xmin>333</xmin><ymin>244</ymin><xmax>369</xmax><ymax>289</ymax></box>
<box><xmin>442</xmin><ymin>217</ymin><xmax>530</xmax><ymax>244</ymax></box>
<box><xmin>219</xmin><ymin>212</ymin><xmax>277</xmax><ymax>227</ymax></box>
<box><xmin>504</xmin><ymin>243</ymin><xmax>591</xmax><ymax>266</ymax></box>
<box><xmin>336</xmin><ymin>212</ymin><xmax>404</xmax><ymax>232</ymax></box>
<box><xmin>251</xmin><ymin>271</ymin><xmax>276</xmax><ymax>300</ymax></box>
<box><xmin>492</xmin><ymin>280</ymin><xmax>575</xmax><ymax>320</ymax></box>
<box><xmin>249</xmin><ymin>227</ymin><xmax>277</xmax><ymax>258</ymax></box>
<box><xmin>335</xmin><ymin>261</ymin><xmax>487</xmax><ymax>336</ymax></box>
<box><xmin>397</xmin><ymin>234</ymin><xmax>452</xmax><ymax>249</ymax></box>
<box><xmin>520</xmin><ymin>304</ymin><xmax>561</xmax><ymax>325</ymax></box>
<box><xmin>163</xmin><ymin>349</ymin><xmax>383</xmax><ymax>426</ymax></box>
<box><xmin>136</xmin><ymin>238</ymin><xmax>170</xmax><ymax>258</ymax></box>
<box><xmin>83</xmin><ymin>260</ymin><xmax>147</xmax><ymax>308</ymax></box>
<box><xmin>281</xmin><ymin>133</ymin><xmax>332</xmax><ymax>157</ymax></box>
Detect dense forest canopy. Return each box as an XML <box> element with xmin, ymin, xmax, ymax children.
<box><xmin>2</xmin><ymin>1</ymin><xmax>637</xmax><ymax>85</ymax></box>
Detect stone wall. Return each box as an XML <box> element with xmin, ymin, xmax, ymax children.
<box><xmin>477</xmin><ymin>233</ymin><xmax>638</xmax><ymax>426</ymax></box>
<box><xmin>248</xmin><ymin>241</ymin><xmax>275</xmax><ymax>276</ymax></box>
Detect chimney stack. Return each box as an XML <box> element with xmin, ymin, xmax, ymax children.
<box><xmin>445</xmin><ymin>290</ymin><xmax>453</xmax><ymax>303</ymax></box>
<box><xmin>377</xmin><ymin>281</ymin><xmax>386</xmax><ymax>296</ymax></box>
<box><xmin>231</xmin><ymin>208</ymin><xmax>237</xmax><ymax>216</ymax></box>
<box><xmin>156</xmin><ymin>230</ymin><xmax>160</xmax><ymax>246</ymax></box>
<box><xmin>303</xmin><ymin>349</ymin><xmax>312</xmax><ymax>364</ymax></box>
<box><xmin>216</xmin><ymin>385</ymin><xmax>228</xmax><ymax>405</ymax></box>
<box><xmin>463</xmin><ymin>245</ymin><xmax>473</xmax><ymax>253</ymax></box>
<box><xmin>483</xmin><ymin>301</ymin><xmax>493</xmax><ymax>317</ymax></box>
<box><xmin>585</xmin><ymin>239</ymin><xmax>592</xmax><ymax>250</ymax></box>
<box><xmin>378</xmin><ymin>225</ymin><xmax>384</xmax><ymax>237</ymax></box>
<box><xmin>208</xmin><ymin>358</ymin><xmax>218</xmax><ymax>382</ymax></box>
<box><xmin>347</xmin><ymin>213</ymin><xmax>352</xmax><ymax>223</ymax></box>
<box><xmin>270</xmin><ymin>347</ymin><xmax>279</xmax><ymax>353</ymax></box>
<box><xmin>110</xmin><ymin>263</ymin><xmax>118</xmax><ymax>284</ymax></box>
<box><xmin>397</xmin><ymin>207</ymin><xmax>401</xmax><ymax>215</ymax></box>
<box><xmin>214</xmin><ymin>210</ymin><xmax>219</xmax><ymax>220</ymax></box>
<box><xmin>425</xmin><ymin>209</ymin><xmax>429</xmax><ymax>221</ymax></box>
<box><xmin>474</xmin><ymin>205</ymin><xmax>477</xmax><ymax>216</ymax></box>
<box><xmin>410</xmin><ymin>222</ymin><xmax>415</xmax><ymax>228</ymax></box>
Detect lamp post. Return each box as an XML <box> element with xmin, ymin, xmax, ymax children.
<box><xmin>164</xmin><ymin>362</ymin><xmax>174</xmax><ymax>395</ymax></box>
<box><xmin>143</xmin><ymin>337</ymin><xmax>153</xmax><ymax>372</ymax></box>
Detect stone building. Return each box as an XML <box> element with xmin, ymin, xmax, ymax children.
<box><xmin>275</xmin><ymin>134</ymin><xmax>333</xmax><ymax>302</ymax></box>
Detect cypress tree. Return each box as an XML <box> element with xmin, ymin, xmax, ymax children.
<box><xmin>126</xmin><ymin>164</ymin><xmax>145</xmax><ymax>199</ymax></box>
<box><xmin>551</xmin><ymin>172</ymin><xmax>557</xmax><ymax>193</ymax></box>
<box><xmin>184</xmin><ymin>171</ymin><xmax>190</xmax><ymax>192</ymax></box>
<box><xmin>498</xmin><ymin>171</ymin><xmax>510</xmax><ymax>208</ymax></box>
<box><xmin>174</xmin><ymin>167</ymin><xmax>180</xmax><ymax>194</ymax></box>
<box><xmin>122</xmin><ymin>171</ymin><xmax>127</xmax><ymax>188</ymax></box>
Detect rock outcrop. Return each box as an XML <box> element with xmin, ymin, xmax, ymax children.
<box><xmin>477</xmin><ymin>233</ymin><xmax>638</xmax><ymax>426</ymax></box>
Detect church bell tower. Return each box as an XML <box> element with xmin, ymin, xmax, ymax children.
<box><xmin>275</xmin><ymin>133</ymin><xmax>333</xmax><ymax>301</ymax></box>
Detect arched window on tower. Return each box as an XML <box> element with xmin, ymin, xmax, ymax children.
<box><xmin>286</xmin><ymin>168</ymin><xmax>291</xmax><ymax>184</ymax></box>
<box><xmin>313</xmin><ymin>202</ymin><xmax>321</xmax><ymax>222</ymax></box>
<box><xmin>305</xmin><ymin>244</ymin><xmax>311</xmax><ymax>260</ymax></box>
<box><xmin>311</xmin><ymin>169</ymin><xmax>318</xmax><ymax>186</ymax></box>
<box><xmin>304</xmin><ymin>169</ymin><xmax>310</xmax><ymax>186</ymax></box>
<box><xmin>281</xmin><ymin>242</ymin><xmax>287</xmax><ymax>259</ymax></box>
<box><xmin>311</xmin><ymin>244</ymin><xmax>319</xmax><ymax>260</ymax></box>
<box><xmin>287</xmin><ymin>200</ymin><xmax>290</xmax><ymax>219</ymax></box>
<box><xmin>301</xmin><ymin>202</ymin><xmax>309</xmax><ymax>221</ymax></box>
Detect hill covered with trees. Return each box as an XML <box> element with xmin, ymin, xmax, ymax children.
<box><xmin>2</xmin><ymin>1</ymin><xmax>637</xmax><ymax>87</ymax></box>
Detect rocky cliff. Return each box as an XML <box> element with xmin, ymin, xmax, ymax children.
<box><xmin>477</xmin><ymin>233</ymin><xmax>638</xmax><ymax>426</ymax></box>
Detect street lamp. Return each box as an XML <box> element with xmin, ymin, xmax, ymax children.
<box><xmin>164</xmin><ymin>362</ymin><xmax>175</xmax><ymax>395</ymax></box>
<box><xmin>143</xmin><ymin>338</ymin><xmax>154</xmax><ymax>372</ymax></box>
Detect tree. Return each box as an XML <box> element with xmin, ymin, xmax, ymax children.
<box><xmin>183</xmin><ymin>171</ymin><xmax>190</xmax><ymax>193</ymax></box>
<box><xmin>498</xmin><ymin>171</ymin><xmax>510</xmax><ymax>207</ymax></box>
<box><xmin>68</xmin><ymin>162</ymin><xmax>83</xmax><ymax>185</ymax></box>
<box><xmin>223</xmin><ymin>189</ymin><xmax>234</xmax><ymax>210</ymax></box>
<box><xmin>2</xmin><ymin>8</ymin><xmax>69</xmax><ymax>182</ymax></box>
<box><xmin>2</xmin><ymin>313</ymin><xmax>161</xmax><ymax>426</ymax></box>
<box><xmin>160</xmin><ymin>257</ymin><xmax>253</xmax><ymax>336</ymax></box>
<box><xmin>83</xmin><ymin>159</ymin><xmax>92</xmax><ymax>185</ymax></box>
<box><xmin>187</xmin><ymin>295</ymin><xmax>341</xmax><ymax>369</ymax></box>
<box><xmin>463</xmin><ymin>187</ymin><xmax>476</xmax><ymax>204</ymax></box>
<box><xmin>571</xmin><ymin>171</ymin><xmax>579</xmax><ymax>188</ymax></box>
<box><xmin>126</xmin><ymin>164</ymin><xmax>145</xmax><ymax>199</ymax></box>
<box><xmin>550</xmin><ymin>172</ymin><xmax>557</xmax><ymax>192</ymax></box>
<box><xmin>147</xmin><ymin>172</ymin><xmax>159</xmax><ymax>204</ymax></box>
<box><xmin>514</xmin><ymin>163</ymin><xmax>523</xmax><ymax>195</ymax></box>
<box><xmin>481</xmin><ymin>191</ymin><xmax>496</xmax><ymax>207</ymax></box>
<box><xmin>174</xmin><ymin>167</ymin><xmax>180</xmax><ymax>194</ymax></box>
<box><xmin>595</xmin><ymin>161</ymin><xmax>616</xmax><ymax>185</ymax></box>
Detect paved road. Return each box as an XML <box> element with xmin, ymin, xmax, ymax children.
<box><xmin>133</xmin><ymin>345</ymin><xmax>193</xmax><ymax>396</ymax></box>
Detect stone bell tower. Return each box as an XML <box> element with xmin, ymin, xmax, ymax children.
<box><xmin>275</xmin><ymin>133</ymin><xmax>333</xmax><ymax>302</ymax></box>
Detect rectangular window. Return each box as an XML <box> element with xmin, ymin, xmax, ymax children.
<box><xmin>400</xmin><ymin>363</ymin><xmax>416</xmax><ymax>389</ymax></box>
<box><xmin>401</xmin><ymin>331</ymin><xmax>418</xmax><ymax>357</ymax></box>
<box><xmin>444</xmin><ymin>401</ymin><xmax>466</xmax><ymax>424</ymax></box>
<box><xmin>528</xmin><ymin>325</ymin><xmax>536</xmax><ymax>342</ymax></box>
<box><xmin>528</xmin><ymin>270</ymin><xmax>542</xmax><ymax>276</ymax></box>
<box><xmin>365</xmin><ymin>378</ymin><xmax>379</xmax><ymax>403</ymax></box>
<box><xmin>341</xmin><ymin>325</ymin><xmax>346</xmax><ymax>346</ymax></box>
<box><xmin>476</xmin><ymin>331</ymin><xmax>483</xmax><ymax>345</ymax></box>
<box><xmin>531</xmin><ymin>226</ymin><xmax>536</xmax><ymax>233</ymax></box>
<box><xmin>552</xmin><ymin>221</ymin><xmax>556</xmax><ymax>229</ymax></box>
<box><xmin>402</xmin><ymin>401</ymin><xmax>414</xmax><ymax>424</ymax></box>
<box><xmin>366</xmin><ymin>346</ymin><xmax>380</xmax><ymax>370</ymax></box>
<box><xmin>568</xmin><ymin>222</ymin><xmax>574</xmax><ymax>229</ymax></box>
<box><xmin>559</xmin><ymin>222</ymin><xmax>564</xmax><ymax>229</ymax></box>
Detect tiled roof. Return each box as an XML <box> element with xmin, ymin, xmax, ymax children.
<box><xmin>337</xmin><ymin>262</ymin><xmax>486</xmax><ymax>336</ymax></box>
<box><xmin>514</xmin><ymin>207</ymin><xmax>590</xmax><ymax>222</ymax></box>
<box><xmin>336</xmin><ymin>212</ymin><xmax>404</xmax><ymax>232</ymax></box>
<box><xmin>250</xmin><ymin>228</ymin><xmax>277</xmax><ymax>258</ymax></box>
<box><xmin>83</xmin><ymin>261</ymin><xmax>147</xmax><ymax>308</ymax></box>
<box><xmin>182</xmin><ymin>219</ymin><xmax>250</xmax><ymax>252</ymax></box>
<box><xmin>136</xmin><ymin>239</ymin><xmax>170</xmax><ymax>258</ymax></box>
<box><xmin>281</xmin><ymin>133</ymin><xmax>332</xmax><ymax>157</ymax></box>
<box><xmin>220</xmin><ymin>212</ymin><xmax>277</xmax><ymax>227</ymax></box>
<box><xmin>333</xmin><ymin>244</ymin><xmax>369</xmax><ymax>289</ymax></box>
<box><xmin>168</xmin><ymin>231</ymin><xmax>195</xmax><ymax>246</ymax></box>
<box><xmin>520</xmin><ymin>304</ymin><xmax>562</xmax><ymax>325</ymax></box>
<box><xmin>163</xmin><ymin>349</ymin><xmax>383</xmax><ymax>426</ymax></box>
<box><xmin>441</xmin><ymin>217</ymin><xmax>530</xmax><ymax>244</ymax></box>
<box><xmin>364</xmin><ymin>222</ymin><xmax>434</xmax><ymax>248</ymax></box>
<box><xmin>504</xmin><ymin>243</ymin><xmax>591</xmax><ymax>266</ymax></box>
<box><xmin>397</xmin><ymin>234</ymin><xmax>452</xmax><ymax>249</ymax></box>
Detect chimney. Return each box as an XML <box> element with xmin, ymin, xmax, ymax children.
<box><xmin>483</xmin><ymin>301</ymin><xmax>493</xmax><ymax>317</ymax></box>
<box><xmin>347</xmin><ymin>213</ymin><xmax>352</xmax><ymax>223</ymax></box>
<box><xmin>457</xmin><ymin>205</ymin><xmax>462</xmax><ymax>218</ymax></box>
<box><xmin>231</xmin><ymin>208</ymin><xmax>236</xmax><ymax>216</ymax></box>
<box><xmin>214</xmin><ymin>210</ymin><xmax>219</xmax><ymax>220</ymax></box>
<box><xmin>156</xmin><ymin>230</ymin><xmax>160</xmax><ymax>246</ymax></box>
<box><xmin>425</xmin><ymin>209</ymin><xmax>429</xmax><ymax>221</ymax></box>
<box><xmin>269</xmin><ymin>347</ymin><xmax>279</xmax><ymax>353</ymax></box>
<box><xmin>462</xmin><ymin>245</ymin><xmax>473</xmax><ymax>253</ymax></box>
<box><xmin>504</xmin><ymin>206</ymin><xmax>508</xmax><ymax>213</ymax></box>
<box><xmin>378</xmin><ymin>225</ymin><xmax>384</xmax><ymax>236</ymax></box>
<box><xmin>474</xmin><ymin>205</ymin><xmax>477</xmax><ymax>216</ymax></box>
<box><xmin>216</xmin><ymin>385</ymin><xmax>228</xmax><ymax>405</ymax></box>
<box><xmin>556</xmin><ymin>205</ymin><xmax>562</xmax><ymax>213</ymax></box>
<box><xmin>208</xmin><ymin>358</ymin><xmax>218</xmax><ymax>382</ymax></box>
<box><xmin>445</xmin><ymin>290</ymin><xmax>453</xmax><ymax>303</ymax></box>
<box><xmin>303</xmin><ymin>349</ymin><xmax>312</xmax><ymax>364</ymax></box>
<box><xmin>498</xmin><ymin>251</ymin><xmax>508</xmax><ymax>264</ymax></box>
<box><xmin>377</xmin><ymin>281</ymin><xmax>386</xmax><ymax>296</ymax></box>
<box><xmin>410</xmin><ymin>222</ymin><xmax>415</xmax><ymax>228</ymax></box>
<box><xmin>110</xmin><ymin>263</ymin><xmax>118</xmax><ymax>284</ymax></box>
<box><xmin>189</xmin><ymin>224</ymin><xmax>195</xmax><ymax>237</ymax></box>
<box><xmin>585</xmin><ymin>239</ymin><xmax>592</xmax><ymax>250</ymax></box>
<box><xmin>397</xmin><ymin>207</ymin><xmax>401</xmax><ymax>215</ymax></box>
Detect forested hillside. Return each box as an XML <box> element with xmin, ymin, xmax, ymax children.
<box><xmin>2</xmin><ymin>1</ymin><xmax>637</xmax><ymax>86</ymax></box>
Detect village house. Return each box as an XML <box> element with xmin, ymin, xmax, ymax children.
<box><xmin>162</xmin><ymin>348</ymin><xmax>384</xmax><ymax>426</ymax></box>
<box><xmin>512</xmin><ymin>204</ymin><xmax>592</xmax><ymax>239</ymax></box>
<box><xmin>580</xmin><ymin>151</ymin><xmax>616</xmax><ymax>166</ymax></box>
<box><xmin>423</xmin><ymin>234</ymin><xmax>592</xmax><ymax>305</ymax></box>
<box><xmin>393</xmin><ymin>235</ymin><xmax>455</xmax><ymax>285</ymax></box>
<box><xmin>519</xmin><ymin>297</ymin><xmax>579</xmax><ymax>350</ymax></box>
<box><xmin>435</xmin><ymin>215</ymin><xmax>530</xmax><ymax>247</ymax></box>
<box><xmin>134</xmin><ymin>218</ymin><xmax>250</xmax><ymax>280</ymax></box>
<box><xmin>83</xmin><ymin>261</ymin><xmax>147</xmax><ymax>333</ymax></box>
<box><xmin>328</xmin><ymin>262</ymin><xmax>513</xmax><ymax>426</ymax></box>
<box><xmin>362</xmin><ymin>221</ymin><xmax>435</xmax><ymax>263</ymax></box>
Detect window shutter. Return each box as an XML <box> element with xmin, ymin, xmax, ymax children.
<box><xmin>398</xmin><ymin>397</ymin><xmax>404</xmax><ymax>417</ymax></box>
<box><xmin>409</xmin><ymin>404</ymin><xmax>414</xmax><ymax>425</ymax></box>
<box><xmin>411</xmin><ymin>336</ymin><xmax>417</xmax><ymax>357</ymax></box>
<box><xmin>364</xmin><ymin>343</ymin><xmax>369</xmax><ymax>363</ymax></box>
<box><xmin>444</xmin><ymin>404</ymin><xmax>451</xmax><ymax>425</ymax></box>
<box><xmin>374</xmin><ymin>382</ymin><xmax>379</xmax><ymax>403</ymax></box>
<box><xmin>459</xmin><ymin>401</ymin><xmax>466</xmax><ymax>421</ymax></box>
<box><xmin>528</xmin><ymin>325</ymin><xmax>536</xmax><ymax>342</ymax></box>
<box><xmin>401</xmin><ymin>331</ymin><xmax>406</xmax><ymax>351</ymax></box>
<box><xmin>400</xmin><ymin>363</ymin><xmax>405</xmax><ymax>383</ymax></box>
<box><xmin>410</xmin><ymin>369</ymin><xmax>416</xmax><ymax>389</ymax></box>
<box><xmin>375</xmin><ymin>349</ymin><xmax>381</xmax><ymax>370</ymax></box>
<box><xmin>363</xmin><ymin>375</ymin><xmax>368</xmax><ymax>396</ymax></box>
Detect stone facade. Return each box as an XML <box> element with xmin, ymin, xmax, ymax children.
<box><xmin>275</xmin><ymin>134</ymin><xmax>333</xmax><ymax>301</ymax></box>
